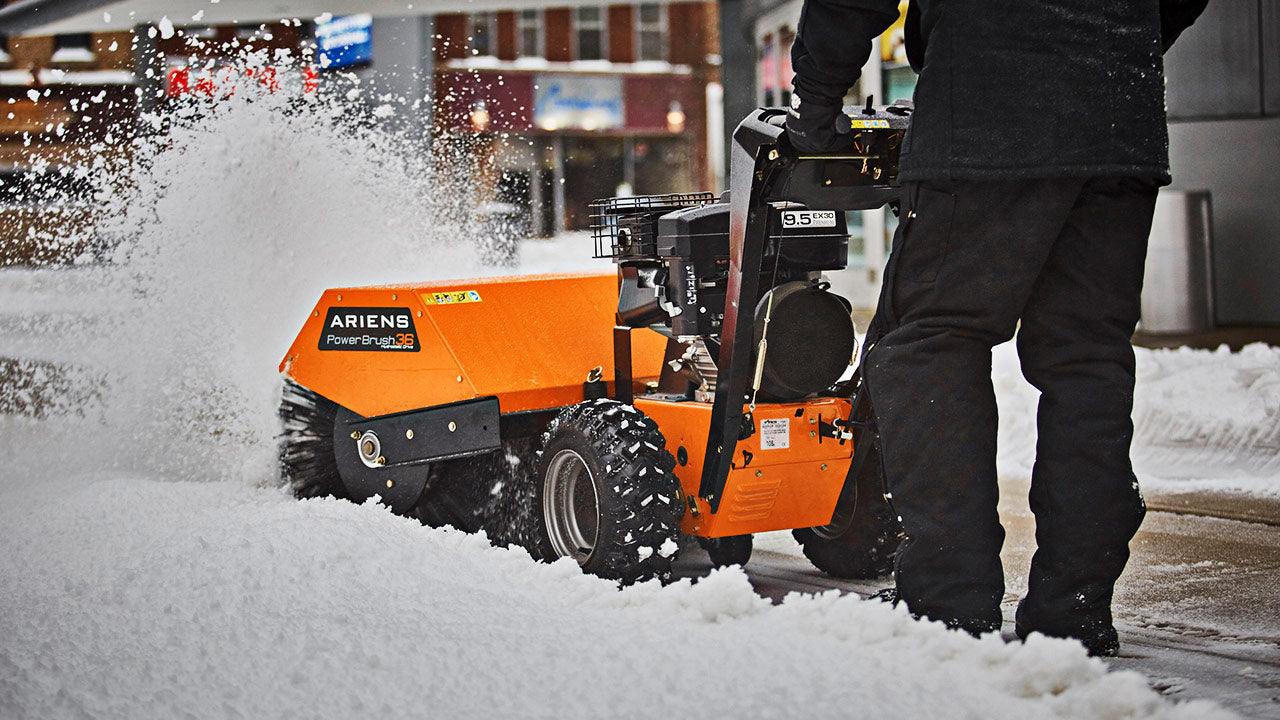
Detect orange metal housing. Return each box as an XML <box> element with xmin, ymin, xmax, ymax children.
<box><xmin>280</xmin><ymin>271</ymin><xmax>667</xmax><ymax>418</ymax></box>
<box><xmin>634</xmin><ymin>397</ymin><xmax>855</xmax><ymax>537</ymax></box>
<box><xmin>281</xmin><ymin>270</ymin><xmax>857</xmax><ymax>539</ymax></box>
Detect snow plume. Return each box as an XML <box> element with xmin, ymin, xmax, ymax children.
<box><xmin>6</xmin><ymin>55</ymin><xmax>486</xmax><ymax>483</ymax></box>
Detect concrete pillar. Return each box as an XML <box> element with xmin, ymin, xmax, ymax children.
<box><xmin>133</xmin><ymin>23</ymin><xmax>164</xmax><ymax>118</ymax></box>
<box><xmin>359</xmin><ymin>15</ymin><xmax>435</xmax><ymax>145</ymax></box>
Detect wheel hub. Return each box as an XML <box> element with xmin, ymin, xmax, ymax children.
<box><xmin>543</xmin><ymin>449</ymin><xmax>600</xmax><ymax>564</ymax></box>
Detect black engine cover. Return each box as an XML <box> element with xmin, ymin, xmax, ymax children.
<box><xmin>753</xmin><ymin>282</ymin><xmax>856</xmax><ymax>400</ymax></box>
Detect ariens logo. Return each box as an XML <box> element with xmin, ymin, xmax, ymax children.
<box><xmin>328</xmin><ymin>312</ymin><xmax>411</xmax><ymax>329</ymax></box>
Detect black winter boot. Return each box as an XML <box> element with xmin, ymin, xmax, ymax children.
<box><xmin>1015</xmin><ymin>598</ymin><xmax>1120</xmax><ymax>657</ymax></box>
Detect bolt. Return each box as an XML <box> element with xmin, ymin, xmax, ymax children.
<box><xmin>337</xmin><ymin>294</ymin><xmax>343</xmax><ymax>301</ymax></box>
<box><xmin>417</xmin><ymin>311</ymin><xmax>422</xmax><ymax>317</ymax></box>
<box><xmin>810</xmin><ymin>431</ymin><xmax>816</xmax><ymax>438</ymax></box>
<box><xmin>392</xmin><ymin>294</ymin><xmax>398</xmax><ymax>301</ymax></box>
<box><xmin>448</xmin><ymin>422</ymin><xmax>457</xmax><ymax>432</ymax></box>
<box><xmin>767</xmin><ymin>149</ymin><xmax>779</xmax><ymax>161</ymax></box>
<box><xmin>809</xmin><ymin>417</ymin><xmax>816</xmax><ymax>425</ymax></box>
<box><xmin>456</xmin><ymin>376</ymin><xmax>463</xmax><ymax>383</ymax></box>
<box><xmin>821</xmin><ymin>464</ymin><xmax>828</xmax><ymax>471</ymax></box>
<box><xmin>406</xmin><ymin>429</ymin><xmax>414</xmax><ymax>439</ymax></box>
<box><xmin>386</xmin><ymin>479</ymin><xmax>394</xmax><ymax>488</ymax></box>
<box><xmin>376</xmin><ymin>456</ymin><xmax>386</xmax><ymax>466</ymax></box>
<box><xmin>755</xmin><ymin>470</ymin><xmax>763</xmax><ymax>477</ymax></box>
<box><xmin>350</xmin><ymin>431</ymin><xmax>361</xmax><ymax>440</ymax></box>
<box><xmin>313</xmin><ymin>310</ymin><xmax>318</xmax><ymax>317</ymax></box>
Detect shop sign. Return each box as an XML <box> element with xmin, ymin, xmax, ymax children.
<box><xmin>166</xmin><ymin>65</ymin><xmax>319</xmax><ymax>98</ymax></box>
<box><xmin>534</xmin><ymin>75</ymin><xmax>623</xmax><ymax>131</ymax></box>
<box><xmin>316</xmin><ymin>14</ymin><xmax>374</xmax><ymax>70</ymax></box>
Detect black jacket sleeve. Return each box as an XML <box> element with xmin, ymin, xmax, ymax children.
<box><xmin>790</xmin><ymin>0</ymin><xmax>902</xmax><ymax>105</ymax></box>
<box><xmin>1160</xmin><ymin>0</ymin><xmax>1210</xmax><ymax>52</ymax></box>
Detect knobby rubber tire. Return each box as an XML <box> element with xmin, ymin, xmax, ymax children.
<box><xmin>533</xmin><ymin>399</ymin><xmax>682</xmax><ymax>584</ymax></box>
<box><xmin>699</xmin><ymin>534</ymin><xmax>754</xmax><ymax>568</ymax></box>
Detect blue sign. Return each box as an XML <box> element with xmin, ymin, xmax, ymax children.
<box><xmin>316</xmin><ymin>14</ymin><xmax>373</xmax><ymax>70</ymax></box>
<box><xmin>534</xmin><ymin>75</ymin><xmax>624</xmax><ymax>131</ymax></box>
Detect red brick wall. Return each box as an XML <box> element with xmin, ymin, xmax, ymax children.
<box><xmin>668</xmin><ymin>2</ymin><xmax>712</xmax><ymax>66</ymax></box>
<box><xmin>435</xmin><ymin>14</ymin><xmax>469</xmax><ymax>62</ymax></box>
<box><xmin>544</xmin><ymin>8</ymin><xmax>572</xmax><ymax>62</ymax></box>
<box><xmin>608</xmin><ymin>6</ymin><xmax>635</xmax><ymax>64</ymax></box>
<box><xmin>496</xmin><ymin>11</ymin><xmax>517</xmax><ymax>61</ymax></box>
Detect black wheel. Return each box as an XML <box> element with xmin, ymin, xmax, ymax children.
<box><xmin>698</xmin><ymin>534</ymin><xmax>754</xmax><ymax>568</ymax></box>
<box><xmin>533</xmin><ymin>400</ymin><xmax>683</xmax><ymax>584</ymax></box>
<box><xmin>793</xmin><ymin>443</ymin><xmax>903</xmax><ymax>578</ymax></box>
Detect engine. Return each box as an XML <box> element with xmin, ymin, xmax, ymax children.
<box><xmin>592</xmin><ymin>193</ymin><xmax>857</xmax><ymax>402</ymax></box>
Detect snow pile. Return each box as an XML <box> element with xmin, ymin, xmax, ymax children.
<box><xmin>994</xmin><ymin>342</ymin><xmax>1280</xmax><ymax>497</ymax></box>
<box><xmin>0</xmin><ymin>474</ymin><xmax>1235</xmax><ymax>720</ymax></box>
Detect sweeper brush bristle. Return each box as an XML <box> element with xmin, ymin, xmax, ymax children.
<box><xmin>278</xmin><ymin>380</ymin><xmax>348</xmax><ymax>500</ymax></box>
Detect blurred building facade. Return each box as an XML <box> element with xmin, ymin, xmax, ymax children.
<box><xmin>432</xmin><ymin>3</ymin><xmax>721</xmax><ymax>234</ymax></box>
<box><xmin>0</xmin><ymin>3</ymin><xmax>312</xmax><ymax>263</ymax></box>
<box><xmin>0</xmin><ymin>1</ymin><xmax>721</xmax><ymax>249</ymax></box>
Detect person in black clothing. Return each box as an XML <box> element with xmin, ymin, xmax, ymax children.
<box><xmin>787</xmin><ymin>0</ymin><xmax>1208</xmax><ymax>655</ymax></box>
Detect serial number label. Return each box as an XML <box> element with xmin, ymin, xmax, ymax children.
<box><xmin>759</xmin><ymin>418</ymin><xmax>790</xmax><ymax>450</ymax></box>
<box><xmin>319</xmin><ymin>307</ymin><xmax>420</xmax><ymax>352</ymax></box>
<box><xmin>781</xmin><ymin>210</ymin><xmax>838</xmax><ymax>229</ymax></box>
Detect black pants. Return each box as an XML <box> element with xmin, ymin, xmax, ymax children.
<box><xmin>862</xmin><ymin>177</ymin><xmax>1155</xmax><ymax>631</ymax></box>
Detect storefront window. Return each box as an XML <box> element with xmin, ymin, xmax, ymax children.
<box><xmin>471</xmin><ymin>12</ymin><xmax>496</xmax><ymax>57</ymax></box>
<box><xmin>51</xmin><ymin>33</ymin><xmax>94</xmax><ymax>64</ymax></box>
<box><xmin>518</xmin><ymin>10</ymin><xmax>543</xmax><ymax>58</ymax></box>
<box><xmin>779</xmin><ymin>28</ymin><xmax>794</xmax><ymax>107</ymax></box>
<box><xmin>636</xmin><ymin>4</ymin><xmax>667</xmax><ymax>62</ymax></box>
<box><xmin>575</xmin><ymin>7</ymin><xmax>607</xmax><ymax>61</ymax></box>
<box><xmin>759</xmin><ymin>33</ymin><xmax>777</xmax><ymax>106</ymax></box>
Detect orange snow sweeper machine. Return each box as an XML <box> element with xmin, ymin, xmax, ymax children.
<box><xmin>279</xmin><ymin>105</ymin><xmax>910</xmax><ymax>583</ymax></box>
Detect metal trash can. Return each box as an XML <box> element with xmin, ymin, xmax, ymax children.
<box><xmin>475</xmin><ymin>202</ymin><xmax>527</xmax><ymax>267</ymax></box>
<box><xmin>1140</xmin><ymin>189</ymin><xmax>1215</xmax><ymax>334</ymax></box>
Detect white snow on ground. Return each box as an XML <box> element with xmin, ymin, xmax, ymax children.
<box><xmin>0</xmin><ymin>74</ymin><xmax>1264</xmax><ymax>719</ymax></box>
<box><xmin>0</xmin><ymin>468</ymin><xmax>1235</xmax><ymax>720</ymax></box>
<box><xmin>994</xmin><ymin>339</ymin><xmax>1280</xmax><ymax>498</ymax></box>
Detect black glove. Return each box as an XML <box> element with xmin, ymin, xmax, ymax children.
<box><xmin>785</xmin><ymin>95</ymin><xmax>851</xmax><ymax>154</ymax></box>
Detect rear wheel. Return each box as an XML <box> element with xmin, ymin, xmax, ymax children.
<box><xmin>699</xmin><ymin>534</ymin><xmax>754</xmax><ymax>568</ymax></box>
<box><xmin>533</xmin><ymin>400</ymin><xmax>683</xmax><ymax>584</ymax></box>
<box><xmin>793</xmin><ymin>444</ymin><xmax>903</xmax><ymax>578</ymax></box>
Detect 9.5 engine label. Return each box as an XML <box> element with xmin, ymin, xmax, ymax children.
<box><xmin>781</xmin><ymin>210</ymin><xmax>838</xmax><ymax>229</ymax></box>
<box><xmin>319</xmin><ymin>307</ymin><xmax>419</xmax><ymax>351</ymax></box>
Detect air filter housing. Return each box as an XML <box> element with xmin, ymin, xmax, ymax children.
<box><xmin>753</xmin><ymin>281</ymin><xmax>856</xmax><ymax>400</ymax></box>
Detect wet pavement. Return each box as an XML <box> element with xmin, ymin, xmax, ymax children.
<box><xmin>673</xmin><ymin>476</ymin><xmax>1280</xmax><ymax>718</ymax></box>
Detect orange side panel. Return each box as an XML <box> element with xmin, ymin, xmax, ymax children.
<box><xmin>281</xmin><ymin>271</ymin><xmax>667</xmax><ymax>418</ymax></box>
<box><xmin>634</xmin><ymin>397</ymin><xmax>855</xmax><ymax>537</ymax></box>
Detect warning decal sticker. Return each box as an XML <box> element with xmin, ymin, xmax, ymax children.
<box><xmin>759</xmin><ymin>418</ymin><xmax>790</xmax><ymax>450</ymax></box>
<box><xmin>422</xmin><ymin>290</ymin><xmax>482</xmax><ymax>306</ymax></box>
